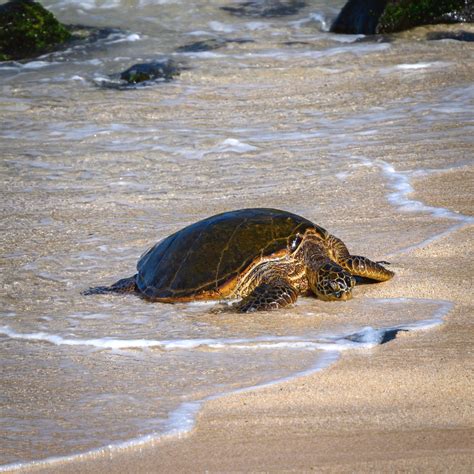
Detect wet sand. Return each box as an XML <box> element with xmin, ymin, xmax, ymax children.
<box><xmin>21</xmin><ymin>166</ymin><xmax>473</xmax><ymax>473</ymax></box>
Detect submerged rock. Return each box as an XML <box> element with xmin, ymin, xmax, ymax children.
<box><xmin>0</xmin><ymin>0</ymin><xmax>71</xmax><ymax>61</ymax></box>
<box><xmin>330</xmin><ymin>0</ymin><xmax>387</xmax><ymax>35</ymax></box>
<box><xmin>97</xmin><ymin>59</ymin><xmax>181</xmax><ymax>89</ymax></box>
<box><xmin>120</xmin><ymin>60</ymin><xmax>180</xmax><ymax>84</ymax></box>
<box><xmin>426</xmin><ymin>30</ymin><xmax>474</xmax><ymax>41</ymax></box>
<box><xmin>331</xmin><ymin>0</ymin><xmax>472</xmax><ymax>35</ymax></box>
<box><xmin>221</xmin><ymin>0</ymin><xmax>306</xmax><ymax>18</ymax></box>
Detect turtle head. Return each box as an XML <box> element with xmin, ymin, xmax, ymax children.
<box><xmin>312</xmin><ymin>263</ymin><xmax>355</xmax><ymax>301</ymax></box>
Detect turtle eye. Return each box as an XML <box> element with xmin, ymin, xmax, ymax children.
<box><xmin>290</xmin><ymin>234</ymin><xmax>303</xmax><ymax>251</ymax></box>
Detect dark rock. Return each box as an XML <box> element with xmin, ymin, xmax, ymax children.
<box><xmin>97</xmin><ymin>59</ymin><xmax>183</xmax><ymax>90</ymax></box>
<box><xmin>0</xmin><ymin>0</ymin><xmax>71</xmax><ymax>61</ymax></box>
<box><xmin>427</xmin><ymin>30</ymin><xmax>474</xmax><ymax>41</ymax></box>
<box><xmin>120</xmin><ymin>60</ymin><xmax>180</xmax><ymax>84</ymax></box>
<box><xmin>331</xmin><ymin>0</ymin><xmax>387</xmax><ymax>35</ymax></box>
<box><xmin>331</xmin><ymin>0</ymin><xmax>472</xmax><ymax>35</ymax></box>
<box><xmin>221</xmin><ymin>0</ymin><xmax>306</xmax><ymax>18</ymax></box>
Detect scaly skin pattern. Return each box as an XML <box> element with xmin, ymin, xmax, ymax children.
<box><xmin>233</xmin><ymin>229</ymin><xmax>393</xmax><ymax>312</ymax></box>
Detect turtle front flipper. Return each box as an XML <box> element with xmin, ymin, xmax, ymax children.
<box><xmin>82</xmin><ymin>275</ymin><xmax>138</xmax><ymax>295</ymax></box>
<box><xmin>235</xmin><ymin>278</ymin><xmax>298</xmax><ymax>313</ymax></box>
<box><xmin>337</xmin><ymin>256</ymin><xmax>394</xmax><ymax>282</ymax></box>
<box><xmin>327</xmin><ymin>235</ymin><xmax>394</xmax><ymax>282</ymax></box>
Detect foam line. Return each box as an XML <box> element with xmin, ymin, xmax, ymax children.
<box><xmin>0</xmin><ymin>326</ymin><xmax>403</xmax><ymax>351</ymax></box>
<box><xmin>0</xmin><ymin>326</ymin><xmax>300</xmax><ymax>351</ymax></box>
<box><xmin>362</xmin><ymin>160</ymin><xmax>474</xmax><ymax>256</ymax></box>
<box><xmin>380</xmin><ymin>162</ymin><xmax>466</xmax><ymax>220</ymax></box>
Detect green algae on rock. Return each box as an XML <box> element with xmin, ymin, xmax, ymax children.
<box><xmin>331</xmin><ymin>0</ymin><xmax>472</xmax><ymax>35</ymax></box>
<box><xmin>0</xmin><ymin>0</ymin><xmax>71</xmax><ymax>61</ymax></box>
<box><xmin>377</xmin><ymin>0</ymin><xmax>471</xmax><ymax>33</ymax></box>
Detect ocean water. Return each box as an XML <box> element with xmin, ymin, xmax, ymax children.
<box><xmin>1</xmin><ymin>0</ymin><xmax>473</xmax><ymax>469</ymax></box>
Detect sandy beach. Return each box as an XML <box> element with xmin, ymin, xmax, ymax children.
<box><xmin>19</xmin><ymin>165</ymin><xmax>473</xmax><ymax>473</ymax></box>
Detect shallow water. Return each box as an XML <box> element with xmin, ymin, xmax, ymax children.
<box><xmin>1</xmin><ymin>0</ymin><xmax>473</xmax><ymax>469</ymax></box>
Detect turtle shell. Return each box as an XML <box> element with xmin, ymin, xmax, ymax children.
<box><xmin>136</xmin><ymin>208</ymin><xmax>327</xmax><ymax>300</ymax></box>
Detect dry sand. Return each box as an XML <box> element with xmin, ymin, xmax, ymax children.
<box><xmin>23</xmin><ymin>165</ymin><xmax>473</xmax><ymax>472</ymax></box>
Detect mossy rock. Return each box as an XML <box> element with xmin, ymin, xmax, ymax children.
<box><xmin>377</xmin><ymin>0</ymin><xmax>470</xmax><ymax>33</ymax></box>
<box><xmin>331</xmin><ymin>0</ymin><xmax>472</xmax><ymax>35</ymax></box>
<box><xmin>0</xmin><ymin>0</ymin><xmax>71</xmax><ymax>61</ymax></box>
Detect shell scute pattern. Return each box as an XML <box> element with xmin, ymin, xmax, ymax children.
<box><xmin>136</xmin><ymin>209</ymin><xmax>317</xmax><ymax>300</ymax></box>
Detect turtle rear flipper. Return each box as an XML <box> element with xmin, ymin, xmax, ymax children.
<box><xmin>82</xmin><ymin>275</ymin><xmax>137</xmax><ymax>295</ymax></box>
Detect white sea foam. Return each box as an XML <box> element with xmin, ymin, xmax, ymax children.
<box><xmin>329</xmin><ymin>33</ymin><xmax>365</xmax><ymax>43</ymax></box>
<box><xmin>396</xmin><ymin>62</ymin><xmax>450</xmax><ymax>70</ymax></box>
<box><xmin>379</xmin><ymin>62</ymin><xmax>452</xmax><ymax>76</ymax></box>
<box><xmin>208</xmin><ymin>21</ymin><xmax>236</xmax><ymax>34</ymax></box>
<box><xmin>178</xmin><ymin>50</ymin><xmax>224</xmax><ymax>58</ymax></box>
<box><xmin>218</xmin><ymin>138</ymin><xmax>258</xmax><ymax>153</ymax></box>
<box><xmin>0</xmin><ymin>326</ymin><xmax>360</xmax><ymax>351</ymax></box>
<box><xmin>244</xmin><ymin>22</ymin><xmax>269</xmax><ymax>31</ymax></box>
<box><xmin>0</xmin><ymin>326</ymin><xmax>229</xmax><ymax>350</ymax></box>
<box><xmin>377</xmin><ymin>161</ymin><xmax>474</xmax><ymax>254</ymax></box>
<box><xmin>105</xmin><ymin>33</ymin><xmax>141</xmax><ymax>44</ymax></box>
<box><xmin>70</xmin><ymin>75</ymin><xmax>86</xmax><ymax>82</ymax></box>
<box><xmin>11</xmin><ymin>60</ymin><xmax>61</xmax><ymax>70</ymax></box>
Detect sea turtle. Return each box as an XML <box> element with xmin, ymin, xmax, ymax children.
<box><xmin>84</xmin><ymin>208</ymin><xmax>394</xmax><ymax>312</ymax></box>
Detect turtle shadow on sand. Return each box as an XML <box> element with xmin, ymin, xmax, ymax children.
<box><xmin>84</xmin><ymin>208</ymin><xmax>394</xmax><ymax>313</ymax></box>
